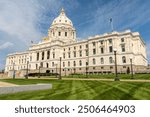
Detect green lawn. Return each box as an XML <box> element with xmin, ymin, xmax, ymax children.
<box><xmin>0</xmin><ymin>79</ymin><xmax>150</xmax><ymax>100</ymax></box>
<box><xmin>64</xmin><ymin>73</ymin><xmax>150</xmax><ymax>79</ymax></box>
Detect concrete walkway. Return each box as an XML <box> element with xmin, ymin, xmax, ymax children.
<box><xmin>0</xmin><ymin>81</ymin><xmax>17</xmax><ymax>87</ymax></box>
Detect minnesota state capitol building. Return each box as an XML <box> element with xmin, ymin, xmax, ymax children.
<box><xmin>5</xmin><ymin>8</ymin><xmax>148</xmax><ymax>77</ymax></box>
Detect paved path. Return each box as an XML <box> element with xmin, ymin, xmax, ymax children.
<box><xmin>0</xmin><ymin>81</ymin><xmax>17</xmax><ymax>87</ymax></box>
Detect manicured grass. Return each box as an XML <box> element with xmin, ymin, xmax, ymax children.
<box><xmin>64</xmin><ymin>73</ymin><xmax>150</xmax><ymax>79</ymax></box>
<box><xmin>0</xmin><ymin>79</ymin><xmax>150</xmax><ymax>100</ymax></box>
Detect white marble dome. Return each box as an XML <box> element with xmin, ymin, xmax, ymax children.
<box><xmin>51</xmin><ymin>8</ymin><xmax>73</xmax><ymax>26</ymax></box>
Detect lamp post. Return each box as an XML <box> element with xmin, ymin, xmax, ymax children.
<box><xmin>114</xmin><ymin>48</ymin><xmax>119</xmax><ymax>81</ymax></box>
<box><xmin>59</xmin><ymin>57</ymin><xmax>62</xmax><ymax>80</ymax></box>
<box><xmin>65</xmin><ymin>67</ymin><xmax>66</xmax><ymax>76</ymax></box>
<box><xmin>86</xmin><ymin>41</ymin><xmax>89</xmax><ymax>78</ymax></box>
<box><xmin>86</xmin><ymin>61</ymin><xmax>88</xmax><ymax>78</ymax></box>
<box><xmin>130</xmin><ymin>57</ymin><xmax>134</xmax><ymax>79</ymax></box>
<box><xmin>55</xmin><ymin>64</ymin><xmax>58</xmax><ymax>78</ymax></box>
<box><xmin>25</xmin><ymin>59</ymin><xmax>29</xmax><ymax>79</ymax></box>
<box><xmin>13</xmin><ymin>62</ymin><xmax>15</xmax><ymax>79</ymax></box>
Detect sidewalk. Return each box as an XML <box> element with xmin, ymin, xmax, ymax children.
<box><xmin>0</xmin><ymin>81</ymin><xmax>17</xmax><ymax>87</ymax></box>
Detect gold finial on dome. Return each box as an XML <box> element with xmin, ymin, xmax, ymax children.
<box><xmin>60</xmin><ymin>7</ymin><xmax>65</xmax><ymax>15</ymax></box>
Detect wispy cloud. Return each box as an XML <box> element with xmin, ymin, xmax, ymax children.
<box><xmin>0</xmin><ymin>0</ymin><xmax>79</xmax><ymax>69</ymax></box>
<box><xmin>77</xmin><ymin>0</ymin><xmax>150</xmax><ymax>37</ymax></box>
<box><xmin>0</xmin><ymin>42</ymin><xmax>14</xmax><ymax>50</ymax></box>
<box><xmin>0</xmin><ymin>0</ymin><xmax>43</xmax><ymax>45</ymax></box>
<box><xmin>0</xmin><ymin>0</ymin><xmax>150</xmax><ymax>70</ymax></box>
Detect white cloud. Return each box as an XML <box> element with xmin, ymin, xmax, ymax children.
<box><xmin>0</xmin><ymin>42</ymin><xmax>14</xmax><ymax>50</ymax></box>
<box><xmin>0</xmin><ymin>0</ymin><xmax>79</xmax><ymax>69</ymax></box>
<box><xmin>0</xmin><ymin>0</ymin><xmax>43</xmax><ymax>45</ymax></box>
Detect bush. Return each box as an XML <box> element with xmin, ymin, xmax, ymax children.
<box><xmin>28</xmin><ymin>72</ymin><xmax>59</xmax><ymax>77</ymax></box>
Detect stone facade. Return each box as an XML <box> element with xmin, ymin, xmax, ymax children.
<box><xmin>5</xmin><ymin>8</ymin><xmax>148</xmax><ymax>77</ymax></box>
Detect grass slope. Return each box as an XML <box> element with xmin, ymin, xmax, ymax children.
<box><xmin>0</xmin><ymin>79</ymin><xmax>150</xmax><ymax>100</ymax></box>
<box><xmin>64</xmin><ymin>74</ymin><xmax>150</xmax><ymax>79</ymax></box>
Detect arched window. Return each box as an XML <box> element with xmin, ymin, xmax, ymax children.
<box><xmin>73</xmin><ymin>61</ymin><xmax>76</xmax><ymax>66</ymax></box>
<box><xmin>100</xmin><ymin>58</ymin><xmax>104</xmax><ymax>64</ymax></box>
<box><xmin>109</xmin><ymin>57</ymin><xmax>113</xmax><ymax>64</ymax></box>
<box><xmin>79</xmin><ymin>60</ymin><xmax>82</xmax><ymax>66</ymax></box>
<box><xmin>122</xmin><ymin>56</ymin><xmax>126</xmax><ymax>63</ymax></box>
<box><xmin>93</xmin><ymin>58</ymin><xmax>96</xmax><ymax>65</ymax></box>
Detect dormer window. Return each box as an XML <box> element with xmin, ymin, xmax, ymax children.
<box><xmin>59</xmin><ymin>20</ymin><xmax>61</xmax><ymax>22</ymax></box>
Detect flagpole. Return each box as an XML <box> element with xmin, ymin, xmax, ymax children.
<box><xmin>110</xmin><ymin>18</ymin><xmax>114</xmax><ymax>32</ymax></box>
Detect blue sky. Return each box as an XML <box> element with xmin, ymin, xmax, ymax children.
<box><xmin>0</xmin><ymin>0</ymin><xmax>150</xmax><ymax>70</ymax></box>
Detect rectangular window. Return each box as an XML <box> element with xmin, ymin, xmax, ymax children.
<box><xmin>52</xmin><ymin>62</ymin><xmax>54</xmax><ymax>67</ymax></box>
<box><xmin>53</xmin><ymin>53</ymin><xmax>55</xmax><ymax>58</ymax></box>
<box><xmin>63</xmin><ymin>53</ymin><xmax>65</xmax><ymax>59</ymax></box>
<box><xmin>79</xmin><ymin>45</ymin><xmax>82</xmax><ymax>49</ymax></box>
<box><xmin>86</xmin><ymin>44</ymin><xmax>88</xmax><ymax>48</ymax></box>
<box><xmin>74</xmin><ymin>51</ymin><xmax>76</xmax><ymax>57</ymax></box>
<box><xmin>93</xmin><ymin>48</ymin><xmax>96</xmax><ymax>55</ymax></box>
<box><xmin>92</xmin><ymin>42</ymin><xmax>96</xmax><ymax>46</ymax></box>
<box><xmin>121</xmin><ymin>38</ymin><xmax>124</xmax><ymax>42</ymax></box>
<box><xmin>79</xmin><ymin>51</ymin><xmax>82</xmax><ymax>57</ymax></box>
<box><xmin>68</xmin><ymin>61</ymin><xmax>70</xmax><ymax>67</ymax></box>
<box><xmin>63</xmin><ymin>62</ymin><xmax>65</xmax><ymax>67</ymax></box>
<box><xmin>109</xmin><ymin>46</ymin><xmax>113</xmax><ymax>53</ymax></box>
<box><xmin>121</xmin><ymin>45</ymin><xmax>126</xmax><ymax>52</ymax></box>
<box><xmin>100</xmin><ymin>40</ymin><xmax>104</xmax><ymax>44</ymax></box>
<box><xmin>47</xmin><ymin>51</ymin><xmax>50</xmax><ymax>59</ymax></box>
<box><xmin>86</xmin><ymin>50</ymin><xmax>88</xmax><ymax>56</ymax></box>
<box><xmin>65</xmin><ymin>32</ymin><xmax>67</xmax><ymax>37</ymax></box>
<box><xmin>101</xmin><ymin>47</ymin><xmax>104</xmax><ymax>54</ymax></box>
<box><xmin>108</xmin><ymin>39</ymin><xmax>112</xmax><ymax>44</ymax></box>
<box><xmin>42</xmin><ymin>52</ymin><xmax>44</xmax><ymax>60</ymax></box>
<box><xmin>30</xmin><ymin>56</ymin><xmax>32</xmax><ymax>61</ymax></box>
<box><xmin>58</xmin><ymin>32</ymin><xmax>61</xmax><ymax>36</ymax></box>
<box><xmin>68</xmin><ymin>52</ymin><xmax>71</xmax><ymax>58</ymax></box>
<box><xmin>37</xmin><ymin>53</ymin><xmax>39</xmax><ymax>61</ymax></box>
